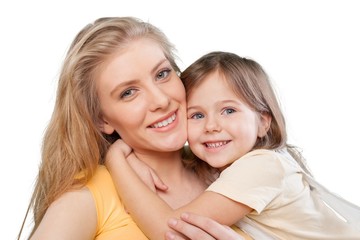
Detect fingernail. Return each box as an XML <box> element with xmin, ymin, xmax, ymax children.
<box><xmin>168</xmin><ymin>218</ymin><xmax>178</xmax><ymax>227</ymax></box>
<box><xmin>180</xmin><ymin>212</ymin><xmax>189</xmax><ymax>220</ymax></box>
<box><xmin>165</xmin><ymin>231</ymin><xmax>175</xmax><ymax>240</ymax></box>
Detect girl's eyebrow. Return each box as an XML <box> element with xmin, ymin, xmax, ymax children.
<box><xmin>187</xmin><ymin>105</ymin><xmax>200</xmax><ymax>111</ymax></box>
<box><xmin>187</xmin><ymin>99</ymin><xmax>243</xmax><ymax>109</ymax></box>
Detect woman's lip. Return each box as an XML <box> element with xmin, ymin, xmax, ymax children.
<box><xmin>148</xmin><ymin>111</ymin><xmax>177</xmax><ymax>128</ymax></box>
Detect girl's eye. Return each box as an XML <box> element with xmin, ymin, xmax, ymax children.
<box><xmin>190</xmin><ymin>112</ymin><xmax>204</xmax><ymax>120</ymax></box>
<box><xmin>120</xmin><ymin>88</ymin><xmax>136</xmax><ymax>99</ymax></box>
<box><xmin>222</xmin><ymin>108</ymin><xmax>236</xmax><ymax>115</ymax></box>
<box><xmin>156</xmin><ymin>68</ymin><xmax>171</xmax><ymax>81</ymax></box>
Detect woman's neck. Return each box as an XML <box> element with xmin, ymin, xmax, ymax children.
<box><xmin>133</xmin><ymin>149</ymin><xmax>207</xmax><ymax>208</ymax></box>
<box><xmin>133</xmin><ymin>149</ymin><xmax>184</xmax><ymax>176</ymax></box>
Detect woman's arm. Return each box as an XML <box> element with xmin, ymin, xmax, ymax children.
<box><xmin>106</xmin><ymin>140</ymin><xmax>252</xmax><ymax>240</ymax></box>
<box><xmin>30</xmin><ymin>188</ymin><xmax>97</xmax><ymax>240</ymax></box>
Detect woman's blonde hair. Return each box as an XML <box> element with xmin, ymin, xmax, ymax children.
<box><xmin>21</xmin><ymin>17</ymin><xmax>181</xmax><ymax>238</ymax></box>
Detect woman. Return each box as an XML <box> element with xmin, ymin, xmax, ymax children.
<box><xmin>20</xmin><ymin>17</ymin><xmax>248</xmax><ymax>239</ymax></box>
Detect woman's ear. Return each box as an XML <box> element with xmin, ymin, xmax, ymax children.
<box><xmin>258</xmin><ymin>113</ymin><xmax>272</xmax><ymax>138</ymax></box>
<box><xmin>99</xmin><ymin>117</ymin><xmax>115</xmax><ymax>135</ymax></box>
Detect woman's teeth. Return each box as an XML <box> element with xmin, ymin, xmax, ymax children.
<box><xmin>151</xmin><ymin>113</ymin><xmax>176</xmax><ymax>128</ymax></box>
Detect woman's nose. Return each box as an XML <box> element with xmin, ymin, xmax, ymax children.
<box><xmin>148</xmin><ymin>85</ymin><xmax>171</xmax><ymax>112</ymax></box>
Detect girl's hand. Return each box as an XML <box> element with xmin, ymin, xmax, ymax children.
<box><xmin>126</xmin><ymin>153</ymin><xmax>168</xmax><ymax>192</ymax></box>
<box><xmin>165</xmin><ymin>212</ymin><xmax>244</xmax><ymax>240</ymax></box>
<box><xmin>105</xmin><ymin>139</ymin><xmax>168</xmax><ymax>192</ymax></box>
<box><xmin>105</xmin><ymin>139</ymin><xmax>131</xmax><ymax>176</ymax></box>
<box><xmin>105</xmin><ymin>139</ymin><xmax>132</xmax><ymax>164</ymax></box>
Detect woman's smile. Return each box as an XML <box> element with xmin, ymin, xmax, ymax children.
<box><xmin>149</xmin><ymin>112</ymin><xmax>177</xmax><ymax>129</ymax></box>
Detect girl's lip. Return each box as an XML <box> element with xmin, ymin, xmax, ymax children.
<box><xmin>203</xmin><ymin>140</ymin><xmax>231</xmax><ymax>148</ymax></box>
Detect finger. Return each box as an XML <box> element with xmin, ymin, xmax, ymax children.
<box><xmin>121</xmin><ymin>144</ymin><xmax>132</xmax><ymax>157</ymax></box>
<box><xmin>167</xmin><ymin>218</ymin><xmax>215</xmax><ymax>240</ymax></box>
<box><xmin>164</xmin><ymin>230</ymin><xmax>187</xmax><ymax>240</ymax></box>
<box><xmin>126</xmin><ymin>153</ymin><xmax>138</xmax><ymax>162</ymax></box>
<box><xmin>180</xmin><ymin>213</ymin><xmax>244</xmax><ymax>240</ymax></box>
<box><xmin>150</xmin><ymin>169</ymin><xmax>168</xmax><ymax>191</ymax></box>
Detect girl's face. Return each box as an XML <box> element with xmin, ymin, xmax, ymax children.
<box><xmin>97</xmin><ymin>38</ymin><xmax>187</xmax><ymax>155</ymax></box>
<box><xmin>186</xmin><ymin>71</ymin><xmax>270</xmax><ymax>169</ymax></box>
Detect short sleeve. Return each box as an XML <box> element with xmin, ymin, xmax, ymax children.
<box><xmin>206</xmin><ymin>150</ymin><xmax>286</xmax><ymax>213</ymax></box>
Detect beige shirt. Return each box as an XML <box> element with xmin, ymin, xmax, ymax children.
<box><xmin>207</xmin><ymin>149</ymin><xmax>360</xmax><ymax>239</ymax></box>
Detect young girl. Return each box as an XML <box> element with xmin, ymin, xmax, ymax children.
<box><xmin>106</xmin><ymin>51</ymin><xmax>360</xmax><ymax>239</ymax></box>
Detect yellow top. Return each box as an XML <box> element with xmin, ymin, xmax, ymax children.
<box><xmin>86</xmin><ymin>165</ymin><xmax>148</xmax><ymax>239</ymax></box>
<box><xmin>87</xmin><ymin>165</ymin><xmax>251</xmax><ymax>239</ymax></box>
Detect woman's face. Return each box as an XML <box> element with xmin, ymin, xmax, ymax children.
<box><xmin>97</xmin><ymin>38</ymin><xmax>187</xmax><ymax>154</ymax></box>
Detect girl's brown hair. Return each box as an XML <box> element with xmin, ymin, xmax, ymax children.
<box><xmin>181</xmin><ymin>51</ymin><xmax>311</xmax><ymax>174</ymax></box>
<box><xmin>182</xmin><ymin>51</ymin><xmax>286</xmax><ymax>150</ymax></box>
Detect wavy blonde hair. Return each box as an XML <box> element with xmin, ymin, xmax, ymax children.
<box><xmin>20</xmin><ymin>17</ymin><xmax>181</xmax><ymax>238</ymax></box>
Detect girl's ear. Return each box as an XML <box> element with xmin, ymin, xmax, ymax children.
<box><xmin>99</xmin><ymin>117</ymin><xmax>115</xmax><ymax>135</ymax></box>
<box><xmin>258</xmin><ymin>113</ymin><xmax>272</xmax><ymax>138</ymax></box>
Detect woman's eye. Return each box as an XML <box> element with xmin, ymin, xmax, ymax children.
<box><xmin>156</xmin><ymin>69</ymin><xmax>171</xmax><ymax>80</ymax></box>
<box><xmin>120</xmin><ymin>88</ymin><xmax>136</xmax><ymax>99</ymax></box>
<box><xmin>222</xmin><ymin>108</ymin><xmax>236</xmax><ymax>115</ymax></box>
<box><xmin>190</xmin><ymin>113</ymin><xmax>204</xmax><ymax>119</ymax></box>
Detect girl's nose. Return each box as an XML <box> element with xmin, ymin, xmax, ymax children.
<box><xmin>204</xmin><ymin>116</ymin><xmax>221</xmax><ymax>133</ymax></box>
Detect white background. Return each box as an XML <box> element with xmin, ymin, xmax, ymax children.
<box><xmin>1</xmin><ymin>1</ymin><xmax>359</xmax><ymax>239</ymax></box>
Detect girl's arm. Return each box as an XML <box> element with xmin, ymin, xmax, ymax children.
<box><xmin>106</xmin><ymin>140</ymin><xmax>252</xmax><ymax>240</ymax></box>
<box><xmin>30</xmin><ymin>188</ymin><xmax>97</xmax><ymax>240</ymax></box>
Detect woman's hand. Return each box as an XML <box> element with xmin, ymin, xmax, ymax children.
<box><xmin>165</xmin><ymin>212</ymin><xmax>244</xmax><ymax>240</ymax></box>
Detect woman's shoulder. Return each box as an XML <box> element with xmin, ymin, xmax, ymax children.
<box><xmin>91</xmin><ymin>164</ymin><xmax>112</xmax><ymax>178</ymax></box>
<box><xmin>85</xmin><ymin>165</ymin><xmax>148</xmax><ymax>239</ymax></box>
<box><xmin>87</xmin><ymin>165</ymin><xmax>113</xmax><ymax>187</ymax></box>
<box><xmin>32</xmin><ymin>186</ymin><xmax>97</xmax><ymax>239</ymax></box>
<box><xmin>86</xmin><ymin>165</ymin><xmax>119</xmax><ymax>202</ymax></box>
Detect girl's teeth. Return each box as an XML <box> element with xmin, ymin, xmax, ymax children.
<box><xmin>206</xmin><ymin>141</ymin><xmax>228</xmax><ymax>148</ymax></box>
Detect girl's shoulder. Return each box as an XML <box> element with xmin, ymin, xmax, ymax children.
<box><xmin>240</xmin><ymin>149</ymin><xmax>283</xmax><ymax>164</ymax></box>
<box><xmin>229</xmin><ymin>149</ymin><xmax>285</xmax><ymax>175</ymax></box>
<box><xmin>242</xmin><ymin>149</ymin><xmax>277</xmax><ymax>158</ymax></box>
<box><xmin>236</xmin><ymin>148</ymin><xmax>302</xmax><ymax>173</ymax></box>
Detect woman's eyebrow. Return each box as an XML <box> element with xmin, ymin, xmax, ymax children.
<box><xmin>110</xmin><ymin>79</ymin><xmax>139</xmax><ymax>97</ymax></box>
<box><xmin>110</xmin><ymin>59</ymin><xmax>169</xmax><ymax>97</ymax></box>
<box><xmin>151</xmin><ymin>58</ymin><xmax>168</xmax><ymax>75</ymax></box>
